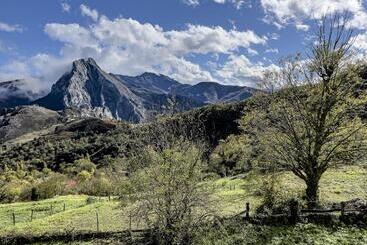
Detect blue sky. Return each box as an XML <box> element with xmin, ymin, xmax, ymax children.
<box><xmin>0</xmin><ymin>0</ymin><xmax>367</xmax><ymax>90</ymax></box>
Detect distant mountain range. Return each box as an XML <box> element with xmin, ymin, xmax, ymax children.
<box><xmin>0</xmin><ymin>79</ymin><xmax>41</xmax><ymax>110</ymax></box>
<box><xmin>0</xmin><ymin>58</ymin><xmax>258</xmax><ymax>122</ymax></box>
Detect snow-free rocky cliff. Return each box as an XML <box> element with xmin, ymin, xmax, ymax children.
<box><xmin>28</xmin><ymin>58</ymin><xmax>257</xmax><ymax>122</ymax></box>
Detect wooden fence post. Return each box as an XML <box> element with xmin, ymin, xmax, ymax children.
<box><xmin>289</xmin><ymin>199</ymin><xmax>300</xmax><ymax>224</ymax></box>
<box><xmin>63</xmin><ymin>203</ymin><xmax>66</xmax><ymax>212</ymax></box>
<box><xmin>129</xmin><ymin>212</ymin><xmax>132</xmax><ymax>233</ymax></box>
<box><xmin>50</xmin><ymin>204</ymin><xmax>53</xmax><ymax>214</ymax></box>
<box><xmin>12</xmin><ymin>212</ymin><xmax>15</xmax><ymax>225</ymax></box>
<box><xmin>245</xmin><ymin>202</ymin><xmax>250</xmax><ymax>219</ymax></box>
<box><xmin>31</xmin><ymin>209</ymin><xmax>34</xmax><ymax>222</ymax></box>
<box><xmin>341</xmin><ymin>202</ymin><xmax>346</xmax><ymax>216</ymax></box>
<box><xmin>96</xmin><ymin>211</ymin><xmax>100</xmax><ymax>232</ymax></box>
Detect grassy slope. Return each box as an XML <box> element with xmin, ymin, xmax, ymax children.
<box><xmin>0</xmin><ymin>165</ymin><xmax>366</xmax><ymax>242</ymax></box>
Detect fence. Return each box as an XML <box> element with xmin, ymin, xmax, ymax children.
<box><xmin>9</xmin><ymin>202</ymin><xmax>68</xmax><ymax>226</ymax></box>
<box><xmin>238</xmin><ymin>200</ymin><xmax>367</xmax><ymax>225</ymax></box>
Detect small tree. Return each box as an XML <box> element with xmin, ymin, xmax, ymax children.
<box><xmin>128</xmin><ymin>142</ymin><xmax>213</xmax><ymax>244</ymax></box>
<box><xmin>245</xmin><ymin>13</ymin><xmax>367</xmax><ymax>208</ymax></box>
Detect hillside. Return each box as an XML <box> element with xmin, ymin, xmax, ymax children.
<box><xmin>0</xmin><ymin>105</ymin><xmax>61</xmax><ymax>144</ymax></box>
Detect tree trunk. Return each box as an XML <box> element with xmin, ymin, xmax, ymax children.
<box><xmin>305</xmin><ymin>177</ymin><xmax>320</xmax><ymax>209</ymax></box>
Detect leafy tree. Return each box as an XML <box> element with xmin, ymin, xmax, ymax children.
<box><xmin>245</xmin><ymin>13</ymin><xmax>367</xmax><ymax>208</ymax></box>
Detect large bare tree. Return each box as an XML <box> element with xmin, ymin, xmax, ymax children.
<box><xmin>245</xmin><ymin>13</ymin><xmax>367</xmax><ymax>208</ymax></box>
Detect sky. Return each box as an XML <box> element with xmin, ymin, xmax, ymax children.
<box><xmin>1</xmin><ymin>0</ymin><xmax>367</xmax><ymax>92</ymax></box>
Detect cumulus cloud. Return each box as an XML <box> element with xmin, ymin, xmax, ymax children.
<box><xmin>0</xmin><ymin>4</ymin><xmax>268</xmax><ymax>91</ymax></box>
<box><xmin>61</xmin><ymin>2</ymin><xmax>71</xmax><ymax>13</ymax></box>
<box><xmin>215</xmin><ymin>54</ymin><xmax>277</xmax><ymax>86</ymax></box>
<box><xmin>80</xmin><ymin>4</ymin><xmax>99</xmax><ymax>21</ymax></box>
<box><xmin>261</xmin><ymin>0</ymin><xmax>367</xmax><ymax>30</ymax></box>
<box><xmin>0</xmin><ymin>21</ymin><xmax>23</xmax><ymax>32</ymax></box>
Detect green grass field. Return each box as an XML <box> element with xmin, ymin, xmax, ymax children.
<box><xmin>1</xmin><ymin>165</ymin><xmax>367</xmax><ymax>243</ymax></box>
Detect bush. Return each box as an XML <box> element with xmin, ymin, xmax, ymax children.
<box><xmin>34</xmin><ymin>173</ymin><xmax>68</xmax><ymax>200</ymax></box>
<box><xmin>80</xmin><ymin>175</ymin><xmax>113</xmax><ymax>196</ymax></box>
<box><xmin>209</xmin><ymin>135</ymin><xmax>253</xmax><ymax>176</ymax></box>
<box><xmin>129</xmin><ymin>141</ymin><xmax>213</xmax><ymax>244</ymax></box>
<box><xmin>0</xmin><ymin>179</ymin><xmax>32</xmax><ymax>202</ymax></box>
<box><xmin>256</xmin><ymin>174</ymin><xmax>304</xmax><ymax>215</ymax></box>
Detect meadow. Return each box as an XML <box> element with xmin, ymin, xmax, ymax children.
<box><xmin>1</xmin><ymin>165</ymin><xmax>366</xmax><ymax>244</ymax></box>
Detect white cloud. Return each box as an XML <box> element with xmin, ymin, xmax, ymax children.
<box><xmin>80</xmin><ymin>4</ymin><xmax>99</xmax><ymax>22</ymax></box>
<box><xmin>183</xmin><ymin>0</ymin><xmax>248</xmax><ymax>9</ymax></box>
<box><xmin>0</xmin><ymin>21</ymin><xmax>23</xmax><ymax>32</ymax></box>
<box><xmin>41</xmin><ymin>14</ymin><xmax>266</xmax><ymax>85</ymax></box>
<box><xmin>247</xmin><ymin>48</ymin><xmax>258</xmax><ymax>56</ymax></box>
<box><xmin>0</xmin><ymin>6</ymin><xmax>268</xmax><ymax>90</ymax></box>
<box><xmin>265</xmin><ymin>48</ymin><xmax>279</xmax><ymax>53</ymax></box>
<box><xmin>45</xmin><ymin>23</ymin><xmax>98</xmax><ymax>48</ymax></box>
<box><xmin>295</xmin><ymin>23</ymin><xmax>309</xmax><ymax>31</ymax></box>
<box><xmin>352</xmin><ymin>32</ymin><xmax>367</xmax><ymax>59</ymax></box>
<box><xmin>182</xmin><ymin>0</ymin><xmax>200</xmax><ymax>6</ymax></box>
<box><xmin>166</xmin><ymin>24</ymin><xmax>266</xmax><ymax>55</ymax></box>
<box><xmin>215</xmin><ymin>54</ymin><xmax>278</xmax><ymax>86</ymax></box>
<box><xmin>261</xmin><ymin>0</ymin><xmax>367</xmax><ymax>30</ymax></box>
<box><xmin>61</xmin><ymin>2</ymin><xmax>71</xmax><ymax>13</ymax></box>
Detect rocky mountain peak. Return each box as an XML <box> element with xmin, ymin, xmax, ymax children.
<box><xmin>32</xmin><ymin>58</ymin><xmax>257</xmax><ymax>122</ymax></box>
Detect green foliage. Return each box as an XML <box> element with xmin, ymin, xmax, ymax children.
<box><xmin>128</xmin><ymin>141</ymin><xmax>213</xmax><ymax>244</ymax></box>
<box><xmin>80</xmin><ymin>174</ymin><xmax>113</xmax><ymax>196</ymax></box>
<box><xmin>34</xmin><ymin>173</ymin><xmax>68</xmax><ymax>200</ymax></box>
<box><xmin>209</xmin><ymin>135</ymin><xmax>252</xmax><ymax>176</ymax></box>
<box><xmin>194</xmin><ymin>221</ymin><xmax>367</xmax><ymax>245</ymax></box>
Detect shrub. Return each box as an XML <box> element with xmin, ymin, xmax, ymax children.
<box><xmin>129</xmin><ymin>141</ymin><xmax>214</xmax><ymax>244</ymax></box>
<box><xmin>0</xmin><ymin>180</ymin><xmax>32</xmax><ymax>202</ymax></box>
<box><xmin>34</xmin><ymin>173</ymin><xmax>68</xmax><ymax>200</ymax></box>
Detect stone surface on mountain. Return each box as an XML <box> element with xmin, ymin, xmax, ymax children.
<box><xmin>173</xmin><ymin>82</ymin><xmax>256</xmax><ymax>104</ymax></box>
<box><xmin>34</xmin><ymin>58</ymin><xmax>204</xmax><ymax>122</ymax></box>
<box><xmin>115</xmin><ymin>73</ymin><xmax>257</xmax><ymax>104</ymax></box>
<box><xmin>34</xmin><ymin>58</ymin><xmax>147</xmax><ymax>122</ymax></box>
<box><xmin>27</xmin><ymin>57</ymin><xmax>257</xmax><ymax>122</ymax></box>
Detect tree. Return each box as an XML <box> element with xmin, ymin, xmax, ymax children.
<box><xmin>127</xmin><ymin>142</ymin><xmax>213</xmax><ymax>244</ymax></box>
<box><xmin>244</xmin><ymin>13</ymin><xmax>367</xmax><ymax>208</ymax></box>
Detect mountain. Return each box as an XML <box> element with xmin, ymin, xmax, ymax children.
<box><xmin>114</xmin><ymin>72</ymin><xmax>180</xmax><ymax>95</ymax></box>
<box><xmin>0</xmin><ymin>105</ymin><xmax>61</xmax><ymax>143</ymax></box>
<box><xmin>0</xmin><ymin>79</ymin><xmax>40</xmax><ymax>110</ymax></box>
<box><xmin>114</xmin><ymin>73</ymin><xmax>257</xmax><ymax>104</ymax></box>
<box><xmin>173</xmin><ymin>82</ymin><xmax>256</xmax><ymax>104</ymax></box>
<box><xmin>34</xmin><ymin>58</ymin><xmax>150</xmax><ymax>122</ymax></box>
<box><xmin>29</xmin><ymin>57</ymin><xmax>257</xmax><ymax>122</ymax></box>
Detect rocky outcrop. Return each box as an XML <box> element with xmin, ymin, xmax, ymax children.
<box><xmin>32</xmin><ymin>58</ymin><xmax>257</xmax><ymax>122</ymax></box>
<box><xmin>34</xmin><ymin>58</ymin><xmax>146</xmax><ymax>122</ymax></box>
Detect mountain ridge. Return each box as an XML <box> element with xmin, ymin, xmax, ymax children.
<box><xmin>1</xmin><ymin>58</ymin><xmax>258</xmax><ymax>123</ymax></box>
